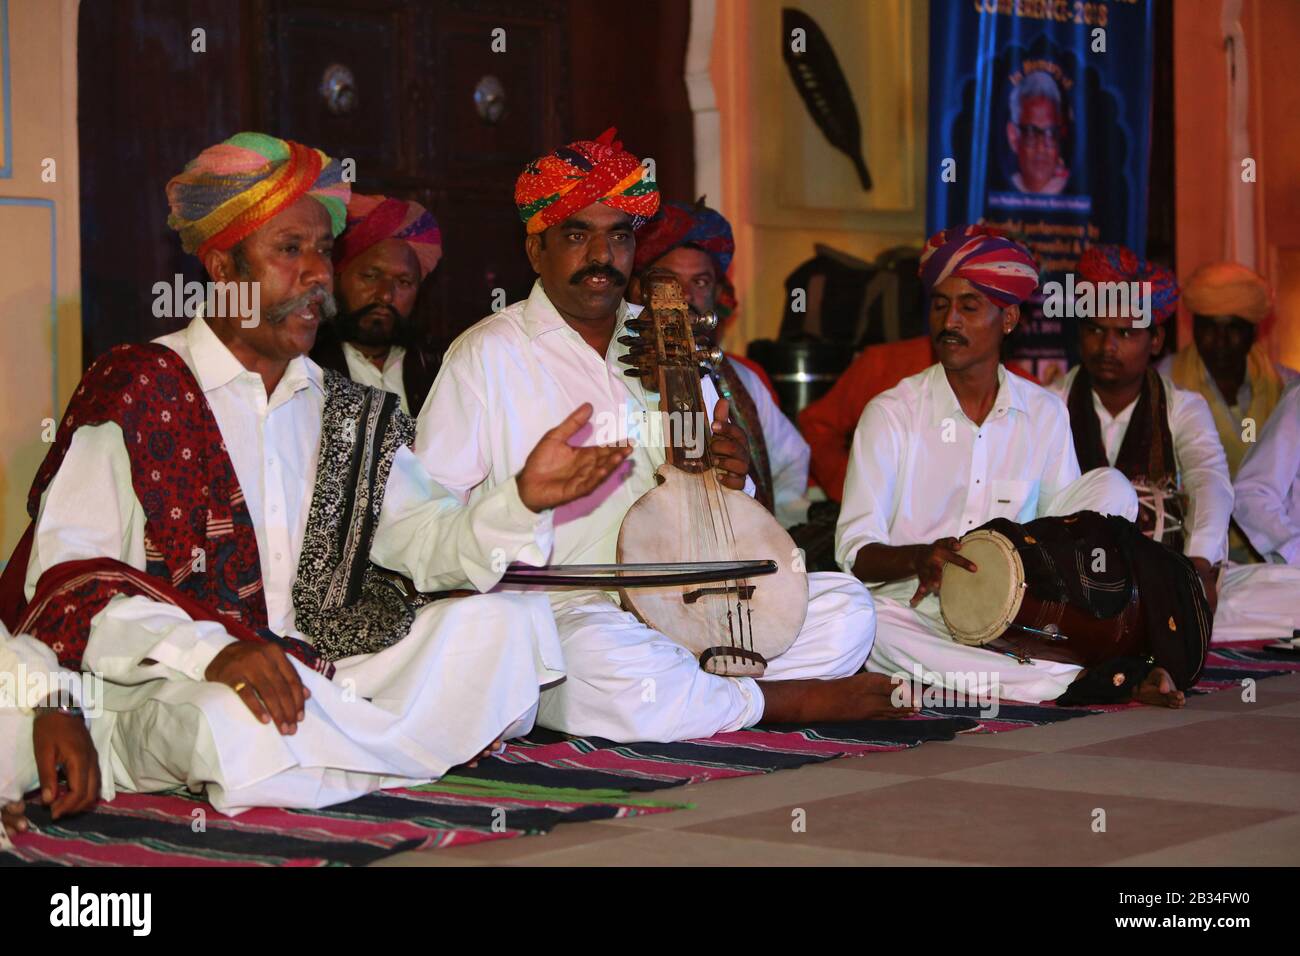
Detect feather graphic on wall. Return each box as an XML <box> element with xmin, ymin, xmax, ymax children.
<box><xmin>781</xmin><ymin>7</ymin><xmax>872</xmax><ymax>191</ymax></box>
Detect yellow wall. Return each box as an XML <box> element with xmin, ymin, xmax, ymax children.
<box><xmin>711</xmin><ymin>0</ymin><xmax>929</xmax><ymax>350</ymax></box>
<box><xmin>0</xmin><ymin>0</ymin><xmax>81</xmax><ymax>565</ymax></box>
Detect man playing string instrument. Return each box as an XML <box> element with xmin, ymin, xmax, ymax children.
<box><xmin>416</xmin><ymin>129</ymin><xmax>910</xmax><ymax>744</ymax></box>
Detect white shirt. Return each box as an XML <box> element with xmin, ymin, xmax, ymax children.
<box><xmin>343</xmin><ymin>342</ymin><xmax>409</xmax><ymax>415</ymax></box>
<box><xmin>1234</xmin><ymin>378</ymin><xmax>1300</xmax><ymax>564</ymax></box>
<box><xmin>835</xmin><ymin>363</ymin><xmax>1082</xmax><ymax>587</ymax></box>
<box><xmin>415</xmin><ymin>280</ymin><xmax>752</xmax><ymax>600</ymax></box>
<box><xmin>25</xmin><ymin>315</ymin><xmax>551</xmax><ymax>680</ymax></box>
<box><xmin>728</xmin><ymin>361</ymin><xmax>812</xmax><ymax>528</ymax></box>
<box><xmin>1051</xmin><ymin>367</ymin><xmax>1233</xmax><ymax>564</ymax></box>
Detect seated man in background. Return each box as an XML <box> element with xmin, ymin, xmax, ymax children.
<box><xmin>1054</xmin><ymin>245</ymin><xmax>1300</xmax><ymax>643</ymax></box>
<box><xmin>1234</xmin><ymin>378</ymin><xmax>1300</xmax><ymax>567</ymax></box>
<box><xmin>834</xmin><ymin>225</ymin><xmax>1178</xmax><ymax>707</ymax></box>
<box><xmin>0</xmin><ymin>133</ymin><xmax>626</xmax><ymax>815</ymax></box>
<box><xmin>418</xmin><ymin>129</ymin><xmax>902</xmax><ymax>745</ymax></box>
<box><xmin>1160</xmin><ymin>262</ymin><xmax>1296</xmax><ymax>478</ymax></box>
<box><xmin>310</xmin><ymin>193</ymin><xmax>444</xmax><ymax>414</ymax></box>
<box><xmin>629</xmin><ymin>197</ymin><xmax>812</xmax><ymax>528</ymax></box>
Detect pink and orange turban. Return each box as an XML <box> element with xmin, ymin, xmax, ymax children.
<box><xmin>514</xmin><ymin>127</ymin><xmax>660</xmax><ymax>235</ymax></box>
<box><xmin>333</xmin><ymin>194</ymin><xmax>443</xmax><ymax>280</ymax></box>
<box><xmin>633</xmin><ymin>198</ymin><xmax>734</xmax><ymax>276</ymax></box>
<box><xmin>919</xmin><ymin>224</ymin><xmax>1040</xmax><ymax>306</ymax></box>
<box><xmin>1076</xmin><ymin>244</ymin><xmax>1179</xmax><ymax>324</ymax></box>
<box><xmin>166</xmin><ymin>132</ymin><xmax>351</xmax><ymax>257</ymax></box>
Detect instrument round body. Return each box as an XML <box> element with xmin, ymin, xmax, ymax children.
<box><xmin>938</xmin><ymin>517</ymin><xmax>1144</xmax><ymax>668</ymax></box>
<box><xmin>617</xmin><ymin>465</ymin><xmax>809</xmax><ymax>677</ymax></box>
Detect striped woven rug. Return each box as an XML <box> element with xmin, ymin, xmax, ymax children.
<box><xmin>2</xmin><ymin>642</ymin><xmax>1295</xmax><ymax>867</ymax></box>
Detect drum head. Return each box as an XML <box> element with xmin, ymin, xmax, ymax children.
<box><xmin>939</xmin><ymin>530</ymin><xmax>1026</xmax><ymax>645</ymax></box>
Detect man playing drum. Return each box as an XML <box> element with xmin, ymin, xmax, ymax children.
<box><xmin>834</xmin><ymin>225</ymin><xmax>1188</xmax><ymax>707</ymax></box>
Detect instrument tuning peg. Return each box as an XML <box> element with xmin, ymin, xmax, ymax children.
<box><xmin>694</xmin><ymin>345</ymin><xmax>724</xmax><ymax>369</ymax></box>
<box><xmin>616</xmin><ymin>335</ymin><xmax>642</xmax><ymax>347</ymax></box>
<box><xmin>692</xmin><ymin>311</ymin><xmax>719</xmax><ymax>334</ymax></box>
<box><xmin>624</xmin><ymin>317</ymin><xmax>652</xmax><ymax>332</ymax></box>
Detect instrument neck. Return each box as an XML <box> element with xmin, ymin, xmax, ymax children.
<box><xmin>657</xmin><ymin>365</ymin><xmax>714</xmax><ymax>474</ymax></box>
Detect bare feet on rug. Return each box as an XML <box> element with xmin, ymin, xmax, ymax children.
<box><xmin>465</xmin><ymin>738</ymin><xmax>506</xmax><ymax>768</ymax></box>
<box><xmin>1133</xmin><ymin>666</ymin><xmax>1185</xmax><ymax>708</ymax></box>
<box><xmin>758</xmin><ymin>672</ymin><xmax>918</xmax><ymax>724</ymax></box>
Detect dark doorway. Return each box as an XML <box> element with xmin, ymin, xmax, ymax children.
<box><xmin>77</xmin><ymin>0</ymin><xmax>694</xmax><ymax>365</ymax></box>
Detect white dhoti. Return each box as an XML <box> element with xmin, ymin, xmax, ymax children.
<box><xmin>1212</xmin><ymin>562</ymin><xmax>1300</xmax><ymax>643</ymax></box>
<box><xmin>91</xmin><ymin>591</ymin><xmax>563</xmax><ymax>816</ymax></box>
<box><xmin>865</xmin><ymin>467</ymin><xmax>1137</xmax><ymax>704</ymax></box>
<box><xmin>537</xmin><ymin>571</ymin><xmax>876</xmax><ymax>743</ymax></box>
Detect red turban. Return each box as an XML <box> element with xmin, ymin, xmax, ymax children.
<box><xmin>333</xmin><ymin>194</ymin><xmax>443</xmax><ymax>281</ymax></box>
<box><xmin>514</xmin><ymin>127</ymin><xmax>660</xmax><ymax>235</ymax></box>
<box><xmin>1076</xmin><ymin>244</ymin><xmax>1179</xmax><ymax>324</ymax></box>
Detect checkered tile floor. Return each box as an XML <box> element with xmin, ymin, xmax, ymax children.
<box><xmin>374</xmin><ymin>672</ymin><xmax>1300</xmax><ymax>866</ymax></box>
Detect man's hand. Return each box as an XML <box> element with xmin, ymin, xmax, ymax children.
<box><xmin>1190</xmin><ymin>556</ymin><xmax>1220</xmax><ymax>617</ymax></box>
<box><xmin>32</xmin><ymin>712</ymin><xmax>101</xmax><ymax>821</ymax></box>
<box><xmin>710</xmin><ymin>399</ymin><xmax>751</xmax><ymax>491</ymax></box>
<box><xmin>518</xmin><ymin>404</ymin><xmax>633</xmax><ymax>512</ymax></box>
<box><xmin>909</xmin><ymin>537</ymin><xmax>978</xmax><ymax>607</ymax></box>
<box><xmin>205</xmin><ymin>642</ymin><xmax>309</xmax><ymax>734</ymax></box>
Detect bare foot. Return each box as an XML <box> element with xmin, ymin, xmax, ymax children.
<box><xmin>759</xmin><ymin>672</ymin><xmax>920</xmax><ymax>723</ymax></box>
<box><xmin>465</xmin><ymin>738</ymin><xmax>506</xmax><ymax>768</ymax></box>
<box><xmin>1133</xmin><ymin>666</ymin><xmax>1185</xmax><ymax>708</ymax></box>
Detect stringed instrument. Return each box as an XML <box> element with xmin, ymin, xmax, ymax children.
<box><xmin>612</xmin><ymin>275</ymin><xmax>809</xmax><ymax>677</ymax></box>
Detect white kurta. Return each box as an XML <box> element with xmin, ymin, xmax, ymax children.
<box><xmin>1234</xmin><ymin>378</ymin><xmax>1300</xmax><ymax>565</ymax></box>
<box><xmin>342</xmin><ymin>341</ymin><xmax>409</xmax><ymax>414</ymax></box>
<box><xmin>727</xmin><ymin>361</ymin><xmax>813</xmax><ymax>528</ymax></box>
<box><xmin>24</xmin><ymin>316</ymin><xmax>564</xmax><ymax>815</ymax></box>
<box><xmin>414</xmin><ymin>281</ymin><xmax>876</xmax><ymax>743</ymax></box>
<box><xmin>1051</xmin><ymin>368</ymin><xmax>1300</xmax><ymax>644</ymax></box>
<box><xmin>836</xmin><ymin>363</ymin><xmax>1140</xmax><ymax>703</ymax></box>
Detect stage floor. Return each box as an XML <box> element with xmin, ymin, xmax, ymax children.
<box><xmin>375</xmin><ymin>671</ymin><xmax>1300</xmax><ymax>867</ymax></box>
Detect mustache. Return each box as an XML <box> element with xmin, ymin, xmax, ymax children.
<box><xmin>570</xmin><ymin>264</ymin><xmax>627</xmax><ymax>287</ymax></box>
<box><xmin>934</xmin><ymin>328</ymin><xmax>970</xmax><ymax>347</ymax></box>
<box><xmin>266</xmin><ymin>285</ymin><xmax>337</xmax><ymax>324</ymax></box>
<box><xmin>340</xmin><ymin>301</ymin><xmax>402</xmax><ymax>326</ymax></box>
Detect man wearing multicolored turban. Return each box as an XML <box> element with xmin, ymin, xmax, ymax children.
<box><xmin>416</xmin><ymin>130</ymin><xmax>898</xmax><ymax>741</ymax></box>
<box><xmin>800</xmin><ymin>227</ymin><xmax>1042</xmax><ymax>502</ymax></box>
<box><xmin>0</xmin><ymin>132</ymin><xmax>629</xmax><ymax>818</ymax></box>
<box><xmin>628</xmin><ymin>198</ymin><xmax>812</xmax><ymax>530</ymax></box>
<box><xmin>1052</xmin><ymin>246</ymin><xmax>1300</xmax><ymax>644</ymax></box>
<box><xmin>1156</xmin><ymin>261</ymin><xmax>1298</xmax><ymax>481</ymax></box>
<box><xmin>836</xmin><ymin>225</ymin><xmax>1206</xmax><ymax>710</ymax></box>
<box><xmin>311</xmin><ymin>193</ymin><xmax>445</xmax><ymax>414</ymax></box>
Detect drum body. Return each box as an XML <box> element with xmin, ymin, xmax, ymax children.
<box><xmin>938</xmin><ymin>516</ymin><xmax>1145</xmax><ymax>668</ymax></box>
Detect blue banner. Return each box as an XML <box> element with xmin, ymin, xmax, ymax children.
<box><xmin>926</xmin><ymin>0</ymin><xmax>1155</xmax><ymax>376</ymax></box>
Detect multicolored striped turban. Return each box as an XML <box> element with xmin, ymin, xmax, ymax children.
<box><xmin>333</xmin><ymin>193</ymin><xmax>443</xmax><ymax>280</ymax></box>
<box><xmin>918</xmin><ymin>224</ymin><xmax>1040</xmax><ymax>306</ymax></box>
<box><xmin>515</xmin><ymin>127</ymin><xmax>660</xmax><ymax>236</ymax></box>
<box><xmin>1182</xmin><ymin>261</ymin><xmax>1272</xmax><ymax>324</ymax></box>
<box><xmin>166</xmin><ymin>132</ymin><xmax>351</xmax><ymax>258</ymax></box>
<box><xmin>633</xmin><ymin>197</ymin><xmax>734</xmax><ymax>277</ymax></box>
<box><xmin>1076</xmin><ymin>244</ymin><xmax>1179</xmax><ymax>324</ymax></box>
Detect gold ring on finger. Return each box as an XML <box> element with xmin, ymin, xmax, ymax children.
<box><xmin>232</xmin><ymin>681</ymin><xmax>247</xmax><ymax>693</ymax></box>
